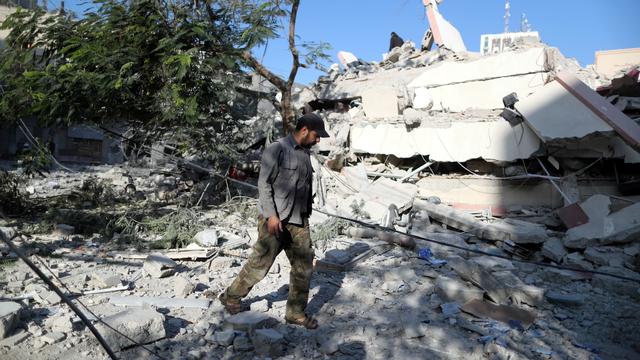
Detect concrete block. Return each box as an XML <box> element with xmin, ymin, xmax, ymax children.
<box><xmin>251</xmin><ymin>328</ymin><xmax>284</xmax><ymax>357</ymax></box>
<box><xmin>402</xmin><ymin>108</ymin><xmax>424</xmax><ymax>127</ymax></box>
<box><xmin>564</xmin><ymin>196</ymin><xmax>640</xmax><ymax>249</ymax></box>
<box><xmin>435</xmin><ymin>276</ymin><xmax>484</xmax><ymax>304</ymax></box>
<box><xmin>193</xmin><ymin>229</ymin><xmax>218</xmax><ymax>247</ymax></box>
<box><xmin>249</xmin><ymin>299</ymin><xmax>270</xmax><ymax>313</ymax></box>
<box><xmin>92</xmin><ymin>273</ymin><xmax>122</xmax><ymax>288</ymax></box>
<box><xmin>53</xmin><ymin>224</ymin><xmax>75</xmax><ymax>236</ymax></box>
<box><xmin>361</xmin><ymin>86</ymin><xmax>398</xmax><ymax>119</ymax></box>
<box><xmin>412</xmin><ymin>87</ymin><xmax>433</xmax><ymax>110</ymax></box>
<box><xmin>0</xmin><ymin>301</ymin><xmax>21</xmax><ymax>338</ymax></box>
<box><xmin>42</xmin><ymin>331</ymin><xmax>66</xmax><ymax>344</ymax></box>
<box><xmin>541</xmin><ymin>238</ymin><xmax>567</xmax><ymax>263</ymax></box>
<box><xmin>224</xmin><ymin>312</ymin><xmax>278</xmax><ymax>333</ymax></box>
<box><xmin>45</xmin><ymin>311</ymin><xmax>74</xmax><ymax>333</ymax></box>
<box><xmin>143</xmin><ymin>253</ymin><xmax>178</xmax><ymax>278</ymax></box>
<box><xmin>174</xmin><ymin>275</ymin><xmax>195</xmax><ymax>297</ymax></box>
<box><xmin>95</xmin><ymin>308</ymin><xmax>166</xmax><ymax>351</ymax></box>
<box><xmin>214</xmin><ymin>329</ymin><xmax>236</xmax><ymax>346</ymax></box>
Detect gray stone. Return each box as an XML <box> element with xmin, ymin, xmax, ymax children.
<box><xmin>193</xmin><ymin>229</ymin><xmax>218</xmax><ymax>247</ymax></box>
<box><xmin>233</xmin><ymin>335</ymin><xmax>253</xmax><ymax>351</ymax></box>
<box><xmin>545</xmin><ymin>291</ymin><xmax>585</xmax><ymax>307</ymax></box>
<box><xmin>224</xmin><ymin>311</ymin><xmax>278</xmax><ymax>333</ymax></box>
<box><xmin>541</xmin><ymin>237</ymin><xmax>567</xmax><ymax>263</ymax></box>
<box><xmin>251</xmin><ymin>328</ymin><xmax>284</xmax><ymax>357</ymax></box>
<box><xmin>214</xmin><ymin>329</ymin><xmax>236</xmax><ymax>346</ymax></box>
<box><xmin>563</xmin><ymin>252</ymin><xmax>593</xmax><ymax>270</ymax></box>
<box><xmin>402</xmin><ymin>108</ymin><xmax>424</xmax><ymax>127</ymax></box>
<box><xmin>249</xmin><ymin>299</ymin><xmax>270</xmax><ymax>313</ymax></box>
<box><xmin>440</xmin><ymin>302</ymin><xmax>460</xmax><ymax>317</ymax></box>
<box><xmin>325</xmin><ymin>249</ymin><xmax>351</xmax><ymax>264</ymax></box>
<box><xmin>143</xmin><ymin>254</ymin><xmax>178</xmax><ymax>278</ymax></box>
<box><xmin>94</xmin><ymin>307</ymin><xmax>166</xmax><ymax>351</ymax></box>
<box><xmin>92</xmin><ymin>273</ymin><xmax>122</xmax><ymax>288</ymax></box>
<box><xmin>174</xmin><ymin>275</ymin><xmax>195</xmax><ymax>297</ymax></box>
<box><xmin>584</xmin><ymin>247</ymin><xmax>627</xmax><ymax>267</ymax></box>
<box><xmin>0</xmin><ymin>330</ymin><xmax>29</xmax><ymax>346</ymax></box>
<box><xmin>0</xmin><ymin>227</ymin><xmax>16</xmax><ymax>240</ymax></box>
<box><xmin>0</xmin><ymin>301</ymin><xmax>21</xmax><ymax>339</ymax></box>
<box><xmin>42</xmin><ymin>331</ymin><xmax>66</xmax><ymax>344</ymax></box>
<box><xmin>54</xmin><ymin>224</ymin><xmax>75</xmax><ymax>236</ymax></box>
<box><xmin>435</xmin><ymin>276</ymin><xmax>484</xmax><ymax>304</ymax></box>
<box><xmin>45</xmin><ymin>311</ymin><xmax>74</xmax><ymax>333</ymax></box>
<box><xmin>318</xmin><ymin>336</ymin><xmax>340</xmax><ymax>355</ymax></box>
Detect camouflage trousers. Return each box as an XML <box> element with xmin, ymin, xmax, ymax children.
<box><xmin>222</xmin><ymin>216</ymin><xmax>313</xmax><ymax>319</ymax></box>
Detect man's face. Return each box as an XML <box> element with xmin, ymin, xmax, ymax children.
<box><xmin>301</xmin><ymin>128</ymin><xmax>321</xmax><ymax>148</ymax></box>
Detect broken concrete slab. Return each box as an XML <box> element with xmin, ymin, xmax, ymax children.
<box><xmin>541</xmin><ymin>237</ymin><xmax>567</xmax><ymax>263</ymax></box>
<box><xmin>435</xmin><ymin>276</ymin><xmax>485</xmax><ymax>304</ymax></box>
<box><xmin>223</xmin><ymin>312</ymin><xmax>279</xmax><ymax>334</ymax></box>
<box><xmin>361</xmin><ymin>86</ymin><xmax>399</xmax><ymax>119</ymax></box>
<box><xmin>214</xmin><ymin>329</ymin><xmax>236</xmax><ymax>346</ymax></box>
<box><xmin>584</xmin><ymin>247</ymin><xmax>628</xmax><ymax>267</ymax></box>
<box><xmin>350</xmin><ymin>120</ymin><xmax>541</xmax><ymax>162</ymax></box>
<box><xmin>143</xmin><ymin>253</ymin><xmax>178</xmax><ymax>278</ymax></box>
<box><xmin>516</xmin><ymin>80</ymin><xmax>615</xmax><ymax>142</ymax></box>
<box><xmin>174</xmin><ymin>275</ymin><xmax>195</xmax><ymax>297</ymax></box>
<box><xmin>564</xmin><ymin>197</ymin><xmax>640</xmax><ymax>249</ymax></box>
<box><xmin>448</xmin><ymin>258</ymin><xmax>510</xmax><ymax>304</ymax></box>
<box><xmin>461</xmin><ymin>299</ymin><xmax>536</xmax><ymax>328</ymax></box>
<box><xmin>0</xmin><ymin>301</ymin><xmax>21</xmax><ymax>339</ymax></box>
<box><xmin>193</xmin><ymin>229</ymin><xmax>218</xmax><ymax>247</ymax></box>
<box><xmin>42</xmin><ymin>331</ymin><xmax>66</xmax><ymax>344</ymax></box>
<box><xmin>109</xmin><ymin>296</ymin><xmax>210</xmax><ymax>309</ymax></box>
<box><xmin>92</xmin><ymin>273</ymin><xmax>122</xmax><ymax>289</ymax></box>
<box><xmin>414</xmin><ymin>199</ymin><xmax>548</xmax><ymax>244</ymax></box>
<box><xmin>95</xmin><ymin>307</ymin><xmax>166</xmax><ymax>351</ymax></box>
<box><xmin>340</xmin><ymin>177</ymin><xmax>417</xmax><ymax>224</ymax></box>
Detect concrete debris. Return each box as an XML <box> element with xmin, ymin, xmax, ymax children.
<box><xmin>251</xmin><ymin>328</ymin><xmax>284</xmax><ymax>357</ymax></box>
<box><xmin>174</xmin><ymin>275</ymin><xmax>196</xmax><ymax>297</ymax></box>
<box><xmin>461</xmin><ymin>299</ymin><xmax>536</xmax><ymax>328</ymax></box>
<box><xmin>0</xmin><ymin>302</ymin><xmax>21</xmax><ymax>339</ymax></box>
<box><xmin>435</xmin><ymin>276</ymin><xmax>485</xmax><ymax>304</ymax></box>
<box><xmin>224</xmin><ymin>312</ymin><xmax>279</xmax><ymax>334</ymax></box>
<box><xmin>41</xmin><ymin>331</ymin><xmax>66</xmax><ymax>344</ymax></box>
<box><xmin>564</xmin><ymin>196</ymin><xmax>640</xmax><ymax>249</ymax></box>
<box><xmin>95</xmin><ymin>307</ymin><xmax>166</xmax><ymax>351</ymax></box>
<box><xmin>448</xmin><ymin>257</ymin><xmax>510</xmax><ymax>304</ymax></box>
<box><xmin>143</xmin><ymin>253</ymin><xmax>178</xmax><ymax>278</ymax></box>
<box><xmin>541</xmin><ymin>237</ymin><xmax>567</xmax><ymax>263</ymax></box>
<box><xmin>414</xmin><ymin>199</ymin><xmax>548</xmax><ymax>244</ymax></box>
<box><xmin>53</xmin><ymin>224</ymin><xmax>75</xmax><ymax>237</ymax></box>
<box><xmin>109</xmin><ymin>296</ymin><xmax>210</xmax><ymax>309</ymax></box>
<box><xmin>192</xmin><ymin>229</ymin><xmax>218</xmax><ymax>247</ymax></box>
<box><xmin>214</xmin><ymin>329</ymin><xmax>236</xmax><ymax>346</ymax></box>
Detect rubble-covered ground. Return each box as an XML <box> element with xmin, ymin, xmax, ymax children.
<box><xmin>1</xmin><ymin>162</ymin><xmax>639</xmax><ymax>360</ymax></box>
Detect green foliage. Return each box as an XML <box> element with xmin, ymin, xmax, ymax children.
<box><xmin>0</xmin><ymin>171</ymin><xmax>29</xmax><ymax>216</ymax></box>
<box><xmin>0</xmin><ymin>0</ymin><xmax>256</xmax><ymax>154</ymax></box>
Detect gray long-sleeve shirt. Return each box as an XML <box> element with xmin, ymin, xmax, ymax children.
<box><xmin>257</xmin><ymin>135</ymin><xmax>313</xmax><ymax>226</ymax></box>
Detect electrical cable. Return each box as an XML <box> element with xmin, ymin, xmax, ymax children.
<box><xmin>96</xmin><ymin>127</ymin><xmax>640</xmax><ymax>284</ymax></box>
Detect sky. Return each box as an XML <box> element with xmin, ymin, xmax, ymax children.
<box><xmin>63</xmin><ymin>0</ymin><xmax>640</xmax><ymax>85</ymax></box>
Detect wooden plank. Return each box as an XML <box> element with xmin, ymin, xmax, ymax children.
<box><xmin>555</xmin><ymin>71</ymin><xmax>640</xmax><ymax>152</ymax></box>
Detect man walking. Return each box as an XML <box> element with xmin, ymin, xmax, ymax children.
<box><xmin>219</xmin><ymin>113</ymin><xmax>329</xmax><ymax>329</ymax></box>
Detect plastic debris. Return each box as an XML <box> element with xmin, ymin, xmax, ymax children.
<box><xmin>418</xmin><ymin>247</ymin><xmax>447</xmax><ymax>266</ymax></box>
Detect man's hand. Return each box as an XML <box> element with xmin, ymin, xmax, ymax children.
<box><xmin>267</xmin><ymin>216</ymin><xmax>283</xmax><ymax>236</ymax></box>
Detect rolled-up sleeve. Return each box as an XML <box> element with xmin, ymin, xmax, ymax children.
<box><xmin>258</xmin><ymin>142</ymin><xmax>282</xmax><ymax>219</ymax></box>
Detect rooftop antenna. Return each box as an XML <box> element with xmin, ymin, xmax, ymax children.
<box><xmin>520</xmin><ymin>12</ymin><xmax>532</xmax><ymax>32</ymax></box>
<box><xmin>504</xmin><ymin>0</ymin><xmax>510</xmax><ymax>33</ymax></box>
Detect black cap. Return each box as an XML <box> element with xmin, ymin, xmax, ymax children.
<box><xmin>296</xmin><ymin>113</ymin><xmax>330</xmax><ymax>138</ymax></box>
